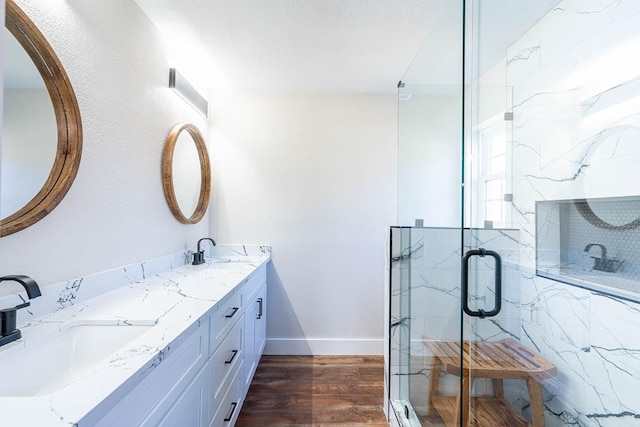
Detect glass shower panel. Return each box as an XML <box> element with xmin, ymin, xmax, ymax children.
<box><xmin>397</xmin><ymin>84</ymin><xmax>463</xmax><ymax>229</ymax></box>
<box><xmin>465</xmin><ymin>0</ymin><xmax>640</xmax><ymax>426</ymax></box>
<box><xmin>390</xmin><ymin>225</ymin><xmax>462</xmax><ymax>427</ymax></box>
<box><xmin>392</xmin><ymin>83</ymin><xmax>463</xmax><ymax>427</ymax></box>
<box><xmin>389</xmin><ymin>227</ymin><xmax>415</xmax><ymax>425</ymax></box>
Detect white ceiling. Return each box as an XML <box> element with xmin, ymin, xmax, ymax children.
<box><xmin>133</xmin><ymin>0</ymin><xmax>560</xmax><ymax>94</ymax></box>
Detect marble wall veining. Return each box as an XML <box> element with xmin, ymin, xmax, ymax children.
<box><xmin>503</xmin><ymin>0</ymin><xmax>640</xmax><ymax>425</ymax></box>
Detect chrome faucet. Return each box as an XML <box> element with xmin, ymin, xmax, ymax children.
<box><xmin>192</xmin><ymin>238</ymin><xmax>216</xmax><ymax>265</ymax></box>
<box><xmin>0</xmin><ymin>275</ymin><xmax>41</xmax><ymax>348</ymax></box>
<box><xmin>584</xmin><ymin>243</ymin><xmax>621</xmax><ymax>273</ymax></box>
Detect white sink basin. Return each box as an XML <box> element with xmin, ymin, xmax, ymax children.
<box><xmin>0</xmin><ymin>320</ymin><xmax>155</xmax><ymax>396</ymax></box>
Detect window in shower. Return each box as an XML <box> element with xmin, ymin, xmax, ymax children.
<box><xmin>476</xmin><ymin>119</ymin><xmax>510</xmax><ymax>228</ymax></box>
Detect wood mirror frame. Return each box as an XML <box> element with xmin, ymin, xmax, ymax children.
<box><xmin>1</xmin><ymin>0</ymin><xmax>82</xmax><ymax>237</ymax></box>
<box><xmin>162</xmin><ymin>123</ymin><xmax>211</xmax><ymax>224</ymax></box>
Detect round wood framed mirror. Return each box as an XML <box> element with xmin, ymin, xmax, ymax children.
<box><xmin>1</xmin><ymin>0</ymin><xmax>82</xmax><ymax>237</ymax></box>
<box><xmin>162</xmin><ymin>123</ymin><xmax>211</xmax><ymax>224</ymax></box>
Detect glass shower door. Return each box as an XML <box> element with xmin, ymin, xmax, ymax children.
<box><xmin>389</xmin><ymin>225</ymin><xmax>464</xmax><ymax>427</ymax></box>
<box><xmin>461</xmin><ymin>84</ymin><xmax>530</xmax><ymax>426</ymax></box>
<box><xmin>461</xmin><ymin>1</ymin><xmax>545</xmax><ymax>423</ymax></box>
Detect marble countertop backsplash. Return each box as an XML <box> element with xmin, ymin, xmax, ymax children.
<box><xmin>0</xmin><ymin>244</ymin><xmax>270</xmax><ymax>426</ymax></box>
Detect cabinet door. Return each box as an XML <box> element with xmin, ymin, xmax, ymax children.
<box><xmin>155</xmin><ymin>365</ymin><xmax>208</xmax><ymax>427</ymax></box>
<box><xmin>243</xmin><ymin>283</ymin><xmax>267</xmax><ymax>392</ymax></box>
<box><xmin>254</xmin><ymin>284</ymin><xmax>267</xmax><ymax>358</ymax></box>
<box><xmin>243</xmin><ymin>301</ymin><xmax>256</xmax><ymax>394</ymax></box>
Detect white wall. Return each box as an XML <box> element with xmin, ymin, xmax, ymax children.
<box><xmin>210</xmin><ymin>93</ymin><xmax>397</xmax><ymax>354</ymax></box>
<box><xmin>0</xmin><ymin>0</ymin><xmax>208</xmax><ymax>286</ymax></box>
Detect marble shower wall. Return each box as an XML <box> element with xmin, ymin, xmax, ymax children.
<box><xmin>500</xmin><ymin>0</ymin><xmax>640</xmax><ymax>425</ymax></box>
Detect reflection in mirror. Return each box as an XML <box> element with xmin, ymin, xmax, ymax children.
<box><xmin>1</xmin><ymin>0</ymin><xmax>82</xmax><ymax>237</ymax></box>
<box><xmin>2</xmin><ymin>28</ymin><xmax>57</xmax><ymax>218</ymax></box>
<box><xmin>588</xmin><ymin>199</ymin><xmax>640</xmax><ymax>227</ymax></box>
<box><xmin>172</xmin><ymin>131</ymin><xmax>202</xmax><ymax>218</ymax></box>
<box><xmin>162</xmin><ymin>123</ymin><xmax>211</xmax><ymax>224</ymax></box>
<box><xmin>575</xmin><ymin>196</ymin><xmax>640</xmax><ymax>230</ymax></box>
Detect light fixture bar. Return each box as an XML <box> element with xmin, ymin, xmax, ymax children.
<box><xmin>169</xmin><ymin>68</ymin><xmax>208</xmax><ymax>117</ymax></box>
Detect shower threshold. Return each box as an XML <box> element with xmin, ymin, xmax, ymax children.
<box><xmin>391</xmin><ymin>399</ymin><xmax>448</xmax><ymax>427</ymax></box>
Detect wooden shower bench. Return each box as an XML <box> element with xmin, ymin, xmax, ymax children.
<box><xmin>423</xmin><ymin>338</ymin><xmax>557</xmax><ymax>427</ymax></box>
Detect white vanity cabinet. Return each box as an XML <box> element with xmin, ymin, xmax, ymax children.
<box><xmin>93</xmin><ymin>263</ymin><xmax>267</xmax><ymax>427</ymax></box>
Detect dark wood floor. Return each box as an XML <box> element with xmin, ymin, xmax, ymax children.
<box><xmin>236</xmin><ymin>355</ymin><xmax>388</xmax><ymax>426</ymax></box>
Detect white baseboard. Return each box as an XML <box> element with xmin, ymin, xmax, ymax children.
<box><xmin>264</xmin><ymin>338</ymin><xmax>384</xmax><ymax>355</ymax></box>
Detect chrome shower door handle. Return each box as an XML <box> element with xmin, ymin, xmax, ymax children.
<box><xmin>462</xmin><ymin>248</ymin><xmax>502</xmax><ymax>318</ymax></box>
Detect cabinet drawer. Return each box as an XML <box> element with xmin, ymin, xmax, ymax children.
<box><xmin>210</xmin><ymin>315</ymin><xmax>243</xmax><ymax>405</ymax></box>
<box><xmin>210</xmin><ymin>365</ymin><xmax>243</xmax><ymax>427</ymax></box>
<box><xmin>210</xmin><ymin>289</ymin><xmax>242</xmax><ymax>355</ymax></box>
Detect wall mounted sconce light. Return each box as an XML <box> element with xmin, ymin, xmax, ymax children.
<box><xmin>169</xmin><ymin>68</ymin><xmax>208</xmax><ymax>117</ymax></box>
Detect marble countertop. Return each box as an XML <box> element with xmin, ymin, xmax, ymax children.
<box><xmin>0</xmin><ymin>252</ymin><xmax>269</xmax><ymax>426</ymax></box>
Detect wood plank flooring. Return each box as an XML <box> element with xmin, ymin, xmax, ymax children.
<box><xmin>236</xmin><ymin>355</ymin><xmax>388</xmax><ymax>426</ymax></box>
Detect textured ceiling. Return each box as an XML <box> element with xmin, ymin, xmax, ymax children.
<box><xmin>134</xmin><ymin>0</ymin><xmax>436</xmax><ymax>94</ymax></box>
<box><xmin>134</xmin><ymin>0</ymin><xmax>560</xmax><ymax>94</ymax></box>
